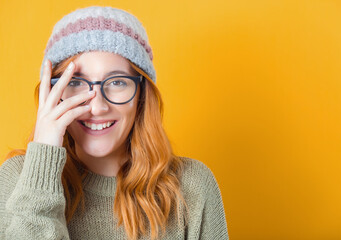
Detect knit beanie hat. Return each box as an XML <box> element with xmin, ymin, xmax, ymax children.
<box><xmin>40</xmin><ymin>6</ymin><xmax>156</xmax><ymax>82</ymax></box>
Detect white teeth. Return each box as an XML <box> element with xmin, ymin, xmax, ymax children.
<box><xmin>82</xmin><ymin>121</ymin><xmax>114</xmax><ymax>131</ymax></box>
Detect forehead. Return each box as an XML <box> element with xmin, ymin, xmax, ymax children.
<box><xmin>73</xmin><ymin>51</ymin><xmax>134</xmax><ymax>77</ymax></box>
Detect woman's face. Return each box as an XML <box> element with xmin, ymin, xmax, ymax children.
<box><xmin>66</xmin><ymin>51</ymin><xmax>140</xmax><ymax>159</ymax></box>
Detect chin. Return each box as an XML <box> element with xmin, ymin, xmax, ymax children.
<box><xmin>82</xmin><ymin>142</ymin><xmax>117</xmax><ymax>158</ymax></box>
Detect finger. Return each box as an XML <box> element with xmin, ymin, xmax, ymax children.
<box><xmin>45</xmin><ymin>61</ymin><xmax>75</xmax><ymax>110</ymax></box>
<box><xmin>50</xmin><ymin>91</ymin><xmax>96</xmax><ymax>120</ymax></box>
<box><xmin>58</xmin><ymin>105</ymin><xmax>91</xmax><ymax>127</ymax></box>
<box><xmin>39</xmin><ymin>59</ymin><xmax>52</xmax><ymax>106</ymax></box>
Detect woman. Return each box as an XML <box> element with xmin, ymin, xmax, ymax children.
<box><xmin>0</xmin><ymin>6</ymin><xmax>228</xmax><ymax>240</ymax></box>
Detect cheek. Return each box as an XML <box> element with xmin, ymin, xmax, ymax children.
<box><xmin>119</xmin><ymin>101</ymin><xmax>138</xmax><ymax>124</ymax></box>
<box><xmin>117</xmin><ymin>101</ymin><xmax>139</xmax><ymax>135</ymax></box>
<box><xmin>119</xmin><ymin>92</ymin><xmax>139</xmax><ymax>119</ymax></box>
<box><xmin>128</xmin><ymin>100</ymin><xmax>135</xmax><ymax>107</ymax></box>
<box><xmin>66</xmin><ymin>121</ymin><xmax>79</xmax><ymax>138</ymax></box>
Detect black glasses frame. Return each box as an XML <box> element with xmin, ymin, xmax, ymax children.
<box><xmin>51</xmin><ymin>75</ymin><xmax>143</xmax><ymax>105</ymax></box>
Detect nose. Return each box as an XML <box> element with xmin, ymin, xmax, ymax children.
<box><xmin>88</xmin><ymin>85</ymin><xmax>109</xmax><ymax>115</ymax></box>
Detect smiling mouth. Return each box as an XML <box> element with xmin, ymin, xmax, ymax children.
<box><xmin>79</xmin><ymin>120</ymin><xmax>116</xmax><ymax>130</ymax></box>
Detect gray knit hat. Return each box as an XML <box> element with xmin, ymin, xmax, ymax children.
<box><xmin>40</xmin><ymin>6</ymin><xmax>156</xmax><ymax>82</ymax></box>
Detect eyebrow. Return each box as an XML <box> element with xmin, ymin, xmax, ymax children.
<box><xmin>72</xmin><ymin>70</ymin><xmax>131</xmax><ymax>78</ymax></box>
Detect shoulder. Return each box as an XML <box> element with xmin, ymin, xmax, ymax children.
<box><xmin>178</xmin><ymin>157</ymin><xmax>228</xmax><ymax>239</ymax></box>
<box><xmin>0</xmin><ymin>155</ymin><xmax>25</xmax><ymax>187</ymax></box>
<box><xmin>0</xmin><ymin>155</ymin><xmax>25</xmax><ymax>216</ymax></box>
<box><xmin>180</xmin><ymin>157</ymin><xmax>217</xmax><ymax>184</ymax></box>
<box><xmin>179</xmin><ymin>157</ymin><xmax>220</xmax><ymax>200</ymax></box>
<box><xmin>0</xmin><ymin>155</ymin><xmax>25</xmax><ymax>174</ymax></box>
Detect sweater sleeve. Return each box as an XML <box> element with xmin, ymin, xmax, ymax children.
<box><xmin>181</xmin><ymin>158</ymin><xmax>229</xmax><ymax>240</ymax></box>
<box><xmin>0</xmin><ymin>142</ymin><xmax>70</xmax><ymax>240</ymax></box>
<box><xmin>199</xmin><ymin>167</ymin><xmax>229</xmax><ymax>239</ymax></box>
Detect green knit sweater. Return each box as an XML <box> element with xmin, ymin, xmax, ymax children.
<box><xmin>0</xmin><ymin>142</ymin><xmax>228</xmax><ymax>239</ymax></box>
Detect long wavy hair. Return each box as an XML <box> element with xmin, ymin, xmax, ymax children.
<box><xmin>6</xmin><ymin>53</ymin><xmax>187</xmax><ymax>240</ymax></box>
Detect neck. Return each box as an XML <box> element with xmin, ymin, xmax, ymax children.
<box><xmin>75</xmin><ymin>143</ymin><xmax>128</xmax><ymax>177</ymax></box>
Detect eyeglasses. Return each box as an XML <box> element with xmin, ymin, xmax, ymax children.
<box><xmin>51</xmin><ymin>75</ymin><xmax>143</xmax><ymax>105</ymax></box>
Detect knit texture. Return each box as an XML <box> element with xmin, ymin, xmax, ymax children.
<box><xmin>0</xmin><ymin>142</ymin><xmax>228</xmax><ymax>239</ymax></box>
<box><xmin>40</xmin><ymin>6</ymin><xmax>156</xmax><ymax>82</ymax></box>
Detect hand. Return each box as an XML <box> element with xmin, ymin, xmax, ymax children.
<box><xmin>33</xmin><ymin>59</ymin><xmax>96</xmax><ymax>147</ymax></box>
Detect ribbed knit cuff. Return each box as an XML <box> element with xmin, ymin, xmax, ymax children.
<box><xmin>19</xmin><ymin>142</ymin><xmax>67</xmax><ymax>194</ymax></box>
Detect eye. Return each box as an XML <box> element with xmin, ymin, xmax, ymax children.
<box><xmin>111</xmin><ymin>81</ymin><xmax>126</xmax><ymax>86</ymax></box>
<box><xmin>68</xmin><ymin>79</ymin><xmax>86</xmax><ymax>87</ymax></box>
<box><xmin>107</xmin><ymin>78</ymin><xmax>128</xmax><ymax>87</ymax></box>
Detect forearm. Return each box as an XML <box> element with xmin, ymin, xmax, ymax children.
<box><xmin>4</xmin><ymin>142</ymin><xmax>70</xmax><ymax>239</ymax></box>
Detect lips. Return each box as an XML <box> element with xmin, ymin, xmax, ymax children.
<box><xmin>79</xmin><ymin>120</ymin><xmax>116</xmax><ymax>130</ymax></box>
<box><xmin>77</xmin><ymin>120</ymin><xmax>117</xmax><ymax>136</ymax></box>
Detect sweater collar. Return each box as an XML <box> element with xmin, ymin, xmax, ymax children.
<box><xmin>74</xmin><ymin>159</ymin><xmax>117</xmax><ymax>196</ymax></box>
<box><xmin>82</xmin><ymin>170</ymin><xmax>117</xmax><ymax>196</ymax></box>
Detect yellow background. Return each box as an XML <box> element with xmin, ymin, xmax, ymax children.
<box><xmin>1</xmin><ymin>0</ymin><xmax>341</xmax><ymax>239</ymax></box>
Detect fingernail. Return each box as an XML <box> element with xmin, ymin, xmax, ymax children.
<box><xmin>84</xmin><ymin>105</ymin><xmax>90</xmax><ymax>108</ymax></box>
<box><xmin>89</xmin><ymin>91</ymin><xmax>95</xmax><ymax>95</ymax></box>
<box><xmin>67</xmin><ymin>62</ymin><xmax>74</xmax><ymax>71</ymax></box>
<box><xmin>44</xmin><ymin>59</ymin><xmax>49</xmax><ymax>67</ymax></box>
